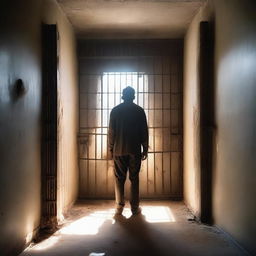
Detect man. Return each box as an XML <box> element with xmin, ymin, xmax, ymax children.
<box><xmin>108</xmin><ymin>86</ymin><xmax>149</xmax><ymax>215</ymax></box>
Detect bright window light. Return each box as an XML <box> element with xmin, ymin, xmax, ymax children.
<box><xmin>102</xmin><ymin>72</ymin><xmax>147</xmax><ymax>107</ymax></box>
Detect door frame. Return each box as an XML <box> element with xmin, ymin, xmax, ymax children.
<box><xmin>199</xmin><ymin>21</ymin><xmax>215</xmax><ymax>224</ymax></box>
<box><xmin>41</xmin><ymin>24</ymin><xmax>58</xmax><ymax>230</ymax></box>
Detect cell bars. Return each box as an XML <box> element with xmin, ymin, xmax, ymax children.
<box><xmin>79</xmin><ymin>71</ymin><xmax>181</xmax><ymax>197</ymax></box>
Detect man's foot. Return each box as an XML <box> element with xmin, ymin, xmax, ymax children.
<box><xmin>115</xmin><ymin>207</ymin><xmax>124</xmax><ymax>215</ymax></box>
<box><xmin>131</xmin><ymin>207</ymin><xmax>142</xmax><ymax>215</ymax></box>
<box><xmin>113</xmin><ymin>214</ymin><xmax>126</xmax><ymax>222</ymax></box>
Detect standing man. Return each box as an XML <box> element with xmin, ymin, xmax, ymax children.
<box><xmin>108</xmin><ymin>86</ymin><xmax>149</xmax><ymax>215</ymax></box>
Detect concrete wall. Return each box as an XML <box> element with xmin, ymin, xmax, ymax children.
<box><xmin>42</xmin><ymin>0</ymin><xmax>79</xmax><ymax>222</ymax></box>
<box><xmin>184</xmin><ymin>0</ymin><xmax>256</xmax><ymax>253</ymax></box>
<box><xmin>0</xmin><ymin>1</ymin><xmax>43</xmax><ymax>255</ymax></box>
<box><xmin>213</xmin><ymin>0</ymin><xmax>256</xmax><ymax>253</ymax></box>
<box><xmin>0</xmin><ymin>0</ymin><xmax>79</xmax><ymax>255</ymax></box>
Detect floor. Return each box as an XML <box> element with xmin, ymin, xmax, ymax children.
<box><xmin>20</xmin><ymin>200</ymin><xmax>244</xmax><ymax>256</ymax></box>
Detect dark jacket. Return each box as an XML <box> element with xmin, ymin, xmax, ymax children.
<box><xmin>108</xmin><ymin>102</ymin><xmax>149</xmax><ymax>156</ymax></box>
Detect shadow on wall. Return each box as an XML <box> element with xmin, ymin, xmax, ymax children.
<box><xmin>9</xmin><ymin>79</ymin><xmax>27</xmax><ymax>102</ymax></box>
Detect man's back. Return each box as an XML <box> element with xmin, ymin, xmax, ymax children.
<box><xmin>108</xmin><ymin>86</ymin><xmax>148</xmax><ymax>215</ymax></box>
<box><xmin>108</xmin><ymin>102</ymin><xmax>148</xmax><ymax>156</ymax></box>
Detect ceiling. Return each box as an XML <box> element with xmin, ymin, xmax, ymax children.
<box><xmin>57</xmin><ymin>0</ymin><xmax>206</xmax><ymax>39</ymax></box>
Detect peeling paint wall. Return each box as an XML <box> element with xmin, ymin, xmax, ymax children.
<box><xmin>42</xmin><ymin>0</ymin><xmax>79</xmax><ymax>221</ymax></box>
<box><xmin>184</xmin><ymin>0</ymin><xmax>256</xmax><ymax>253</ymax></box>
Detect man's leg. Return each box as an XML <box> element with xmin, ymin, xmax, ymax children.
<box><xmin>113</xmin><ymin>155</ymin><xmax>129</xmax><ymax>213</ymax></box>
<box><xmin>128</xmin><ymin>154</ymin><xmax>142</xmax><ymax>213</ymax></box>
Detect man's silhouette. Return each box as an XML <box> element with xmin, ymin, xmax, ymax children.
<box><xmin>108</xmin><ymin>86</ymin><xmax>149</xmax><ymax>215</ymax></box>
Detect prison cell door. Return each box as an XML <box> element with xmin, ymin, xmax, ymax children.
<box><xmin>79</xmin><ymin>58</ymin><xmax>182</xmax><ymax>199</ymax></box>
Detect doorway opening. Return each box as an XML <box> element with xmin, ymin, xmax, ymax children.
<box><xmin>78</xmin><ymin>40</ymin><xmax>183</xmax><ymax>200</ymax></box>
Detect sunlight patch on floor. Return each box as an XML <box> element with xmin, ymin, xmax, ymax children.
<box><xmin>59</xmin><ymin>206</ymin><xmax>175</xmax><ymax>236</ymax></box>
<box><xmin>59</xmin><ymin>209</ymin><xmax>115</xmax><ymax>235</ymax></box>
<box><xmin>27</xmin><ymin>206</ymin><xmax>176</xmax><ymax>251</ymax></box>
<box><xmin>142</xmin><ymin>206</ymin><xmax>176</xmax><ymax>223</ymax></box>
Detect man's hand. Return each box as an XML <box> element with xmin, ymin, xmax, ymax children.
<box><xmin>141</xmin><ymin>151</ymin><xmax>148</xmax><ymax>160</ymax></box>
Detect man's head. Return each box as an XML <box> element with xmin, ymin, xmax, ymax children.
<box><xmin>122</xmin><ymin>86</ymin><xmax>135</xmax><ymax>102</ymax></box>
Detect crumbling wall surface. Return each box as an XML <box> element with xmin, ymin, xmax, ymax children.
<box><xmin>0</xmin><ymin>0</ymin><xmax>43</xmax><ymax>255</ymax></box>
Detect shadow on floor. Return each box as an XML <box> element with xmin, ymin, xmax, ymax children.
<box><xmin>20</xmin><ymin>201</ymin><xmax>243</xmax><ymax>256</ymax></box>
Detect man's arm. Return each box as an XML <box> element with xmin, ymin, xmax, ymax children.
<box><xmin>141</xmin><ymin>110</ymin><xmax>149</xmax><ymax>160</ymax></box>
<box><xmin>108</xmin><ymin>110</ymin><xmax>115</xmax><ymax>159</ymax></box>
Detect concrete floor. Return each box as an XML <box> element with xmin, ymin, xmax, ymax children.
<box><xmin>20</xmin><ymin>201</ymin><xmax>244</xmax><ymax>256</ymax></box>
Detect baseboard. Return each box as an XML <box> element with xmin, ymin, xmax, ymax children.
<box><xmin>214</xmin><ymin>225</ymin><xmax>252</xmax><ymax>256</ymax></box>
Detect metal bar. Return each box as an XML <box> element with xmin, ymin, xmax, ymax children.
<box><xmin>80</xmin><ymin>126</ymin><xmax>178</xmax><ymax>129</ymax></box>
<box><xmin>153</xmin><ymin>59</ymin><xmax>156</xmax><ymax>194</ymax></box>
<box><xmin>79</xmin><ymin>151</ymin><xmax>177</xmax><ymax>160</ymax></box>
<box><xmin>106</xmin><ymin>73</ymin><xmax>110</xmax><ymax>195</ymax></box>
<box><xmin>169</xmin><ymin>61</ymin><xmax>172</xmax><ymax>194</ymax></box>
<box><xmin>144</xmin><ymin>73</ymin><xmax>149</xmax><ymax>195</ymax></box>
<box><xmin>80</xmin><ymin>108</ymin><xmax>181</xmax><ymax>111</ymax></box>
<box><xmin>80</xmin><ymin>72</ymin><xmax>178</xmax><ymax>76</ymax></box>
<box><xmin>161</xmin><ymin>57</ymin><xmax>165</xmax><ymax>194</ymax></box>
<box><xmin>101</xmin><ymin>75</ymin><xmax>103</xmax><ymax>160</ymax></box>
<box><xmin>81</xmin><ymin>91</ymin><xmax>181</xmax><ymax>95</ymax></box>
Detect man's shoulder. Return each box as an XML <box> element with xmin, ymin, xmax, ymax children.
<box><xmin>133</xmin><ymin>103</ymin><xmax>144</xmax><ymax>111</ymax></box>
<box><xmin>110</xmin><ymin>103</ymin><xmax>124</xmax><ymax>116</ymax></box>
<box><xmin>111</xmin><ymin>103</ymin><xmax>124</xmax><ymax>111</ymax></box>
<box><xmin>131</xmin><ymin>103</ymin><xmax>145</xmax><ymax>114</ymax></box>
<box><xmin>111</xmin><ymin>102</ymin><xmax>145</xmax><ymax>114</ymax></box>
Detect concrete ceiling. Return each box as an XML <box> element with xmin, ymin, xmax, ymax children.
<box><xmin>57</xmin><ymin>0</ymin><xmax>206</xmax><ymax>39</ymax></box>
